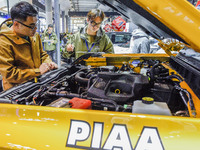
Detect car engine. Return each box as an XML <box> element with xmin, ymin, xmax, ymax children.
<box><xmin>0</xmin><ymin>58</ymin><xmax>193</xmax><ymax>117</ymax></box>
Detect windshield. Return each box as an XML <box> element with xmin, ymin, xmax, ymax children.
<box><xmin>106</xmin><ymin>32</ymin><xmax>132</xmax><ymax>44</ymax></box>
<box><xmin>114</xmin><ymin>34</ymin><xmax>131</xmax><ymax>43</ymax></box>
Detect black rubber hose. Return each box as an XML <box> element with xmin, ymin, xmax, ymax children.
<box><xmin>148</xmin><ymin>61</ymin><xmax>160</xmax><ymax>80</ymax></box>
<box><xmin>174</xmin><ymin>84</ymin><xmax>196</xmax><ymax>116</ymax></box>
<box><xmin>87</xmin><ymin>75</ymin><xmax>97</xmax><ymax>89</ymax></box>
<box><xmin>75</xmin><ymin>71</ymin><xmax>89</xmax><ymax>85</ymax></box>
<box><xmin>166</xmin><ymin>74</ymin><xmax>183</xmax><ymax>82</ymax></box>
<box><xmin>157</xmin><ymin>74</ymin><xmax>183</xmax><ymax>83</ymax></box>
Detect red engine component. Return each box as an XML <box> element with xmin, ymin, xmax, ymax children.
<box><xmin>69</xmin><ymin>97</ymin><xmax>92</xmax><ymax>109</ymax></box>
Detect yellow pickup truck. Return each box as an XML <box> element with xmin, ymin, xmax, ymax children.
<box><xmin>0</xmin><ymin>0</ymin><xmax>200</xmax><ymax>149</ymax></box>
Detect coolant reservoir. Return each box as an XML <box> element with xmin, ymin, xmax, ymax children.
<box><xmin>132</xmin><ymin>97</ymin><xmax>172</xmax><ymax>116</ymax></box>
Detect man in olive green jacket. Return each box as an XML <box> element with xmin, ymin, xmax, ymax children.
<box><xmin>0</xmin><ymin>2</ymin><xmax>57</xmax><ymax>90</ymax></box>
<box><xmin>41</xmin><ymin>24</ymin><xmax>58</xmax><ymax>62</ymax></box>
<box><xmin>62</xmin><ymin>9</ymin><xmax>114</xmax><ymax>59</ymax></box>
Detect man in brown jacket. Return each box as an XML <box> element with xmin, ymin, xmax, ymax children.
<box><xmin>0</xmin><ymin>1</ymin><xmax>58</xmax><ymax>90</ymax></box>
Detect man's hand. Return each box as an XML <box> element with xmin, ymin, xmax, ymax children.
<box><xmin>39</xmin><ymin>62</ymin><xmax>58</xmax><ymax>75</ymax></box>
<box><xmin>39</xmin><ymin>63</ymin><xmax>50</xmax><ymax>75</ymax></box>
<box><xmin>66</xmin><ymin>44</ymin><xmax>74</xmax><ymax>52</ymax></box>
<box><xmin>49</xmin><ymin>62</ymin><xmax>58</xmax><ymax>70</ymax></box>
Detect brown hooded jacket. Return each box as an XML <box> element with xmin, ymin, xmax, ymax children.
<box><xmin>0</xmin><ymin>24</ymin><xmax>52</xmax><ymax>90</ymax></box>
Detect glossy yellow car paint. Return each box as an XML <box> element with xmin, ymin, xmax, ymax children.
<box><xmin>1</xmin><ymin>0</ymin><xmax>200</xmax><ymax>150</ymax></box>
<box><xmin>85</xmin><ymin>57</ymin><xmax>107</xmax><ymax>67</ymax></box>
<box><xmin>0</xmin><ymin>103</ymin><xmax>200</xmax><ymax>150</ymax></box>
<box><xmin>134</xmin><ymin>0</ymin><xmax>200</xmax><ymax>52</ymax></box>
<box><xmin>103</xmin><ymin>53</ymin><xmax>170</xmax><ymax>68</ymax></box>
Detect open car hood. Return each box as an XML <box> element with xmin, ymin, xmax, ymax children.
<box><xmin>98</xmin><ymin>0</ymin><xmax>200</xmax><ymax>53</ymax></box>
<box><xmin>1</xmin><ymin>1</ymin><xmax>200</xmax><ymax>149</ymax></box>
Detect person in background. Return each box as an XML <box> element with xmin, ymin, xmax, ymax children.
<box><xmin>0</xmin><ymin>1</ymin><xmax>57</xmax><ymax>90</ymax></box>
<box><xmin>60</xmin><ymin>33</ymin><xmax>68</xmax><ymax>47</ymax></box>
<box><xmin>62</xmin><ymin>9</ymin><xmax>114</xmax><ymax>60</ymax></box>
<box><xmin>41</xmin><ymin>24</ymin><xmax>58</xmax><ymax>62</ymax></box>
<box><xmin>62</xmin><ymin>33</ymin><xmax>68</xmax><ymax>45</ymax></box>
<box><xmin>130</xmin><ymin>28</ymin><xmax>150</xmax><ymax>53</ymax></box>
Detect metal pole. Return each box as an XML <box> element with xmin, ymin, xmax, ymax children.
<box><xmin>62</xmin><ymin>11</ymin><xmax>65</xmax><ymax>33</ymax></box>
<box><xmin>54</xmin><ymin>0</ymin><xmax>61</xmax><ymax>67</ymax></box>
<box><xmin>66</xmin><ymin>15</ymin><xmax>68</xmax><ymax>32</ymax></box>
<box><xmin>7</xmin><ymin>0</ymin><xmax>9</xmax><ymax>15</ymax></box>
<box><xmin>45</xmin><ymin>0</ymin><xmax>53</xmax><ymax>28</ymax></box>
<box><xmin>69</xmin><ymin>17</ymin><xmax>71</xmax><ymax>32</ymax></box>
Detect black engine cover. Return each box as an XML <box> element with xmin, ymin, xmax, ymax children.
<box><xmin>87</xmin><ymin>72</ymin><xmax>149</xmax><ymax>103</ymax></box>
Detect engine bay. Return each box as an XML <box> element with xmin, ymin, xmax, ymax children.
<box><xmin>0</xmin><ymin>56</ymin><xmax>194</xmax><ymax>117</ymax></box>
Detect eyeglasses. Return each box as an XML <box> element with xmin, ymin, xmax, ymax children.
<box><xmin>15</xmin><ymin>20</ymin><xmax>37</xmax><ymax>30</ymax></box>
<box><xmin>90</xmin><ymin>20</ymin><xmax>102</xmax><ymax>27</ymax></box>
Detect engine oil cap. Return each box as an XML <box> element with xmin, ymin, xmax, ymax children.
<box><xmin>142</xmin><ymin>97</ymin><xmax>154</xmax><ymax>104</ymax></box>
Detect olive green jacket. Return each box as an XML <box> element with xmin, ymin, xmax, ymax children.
<box><xmin>62</xmin><ymin>26</ymin><xmax>114</xmax><ymax>59</ymax></box>
<box><xmin>41</xmin><ymin>30</ymin><xmax>58</xmax><ymax>51</ymax></box>
<box><xmin>0</xmin><ymin>24</ymin><xmax>52</xmax><ymax>90</ymax></box>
